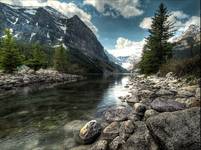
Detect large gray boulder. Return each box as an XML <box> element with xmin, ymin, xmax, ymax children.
<box><xmin>146</xmin><ymin>107</ymin><xmax>200</xmax><ymax>150</ymax></box>
<box><xmin>151</xmin><ymin>98</ymin><xmax>186</xmax><ymax>112</ymax></box>
<box><xmin>121</xmin><ymin>121</ymin><xmax>158</xmax><ymax>150</ymax></box>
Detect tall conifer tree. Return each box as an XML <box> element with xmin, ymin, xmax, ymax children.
<box><xmin>139</xmin><ymin>3</ymin><xmax>174</xmax><ymax>74</ymax></box>
<box><xmin>53</xmin><ymin>45</ymin><xmax>69</xmax><ymax>73</ymax></box>
<box><xmin>0</xmin><ymin>29</ymin><xmax>22</xmax><ymax>73</ymax></box>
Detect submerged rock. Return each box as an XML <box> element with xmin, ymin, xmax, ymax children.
<box><xmin>90</xmin><ymin>140</ymin><xmax>108</xmax><ymax>150</ymax></box>
<box><xmin>79</xmin><ymin>120</ymin><xmax>101</xmax><ymax>144</ymax></box>
<box><xmin>151</xmin><ymin>98</ymin><xmax>186</xmax><ymax>112</ymax></box>
<box><xmin>64</xmin><ymin>120</ymin><xmax>88</xmax><ymax>134</ymax></box>
<box><xmin>146</xmin><ymin>107</ymin><xmax>201</xmax><ymax>150</ymax></box>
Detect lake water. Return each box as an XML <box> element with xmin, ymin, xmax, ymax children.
<box><xmin>0</xmin><ymin>75</ymin><xmax>130</xmax><ymax>150</ymax></box>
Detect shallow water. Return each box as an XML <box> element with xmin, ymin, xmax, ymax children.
<box><xmin>0</xmin><ymin>75</ymin><xmax>130</xmax><ymax>150</ymax></box>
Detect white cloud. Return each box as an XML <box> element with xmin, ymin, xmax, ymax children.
<box><xmin>83</xmin><ymin>0</ymin><xmax>143</xmax><ymax>18</ymax></box>
<box><xmin>139</xmin><ymin>11</ymin><xmax>189</xmax><ymax>30</ymax></box>
<box><xmin>0</xmin><ymin>0</ymin><xmax>98</xmax><ymax>34</ymax></box>
<box><xmin>108</xmin><ymin>37</ymin><xmax>145</xmax><ymax>57</ymax></box>
<box><xmin>139</xmin><ymin>10</ymin><xmax>200</xmax><ymax>39</ymax></box>
<box><xmin>171</xmin><ymin>10</ymin><xmax>189</xmax><ymax>19</ymax></box>
<box><xmin>183</xmin><ymin>16</ymin><xmax>200</xmax><ymax>30</ymax></box>
<box><xmin>139</xmin><ymin>17</ymin><xmax>152</xmax><ymax>29</ymax></box>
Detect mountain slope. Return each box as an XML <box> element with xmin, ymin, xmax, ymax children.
<box><xmin>173</xmin><ymin>25</ymin><xmax>200</xmax><ymax>59</ymax></box>
<box><xmin>0</xmin><ymin>2</ymin><xmax>126</xmax><ymax>74</ymax></box>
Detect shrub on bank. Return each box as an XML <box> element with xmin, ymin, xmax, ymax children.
<box><xmin>159</xmin><ymin>55</ymin><xmax>200</xmax><ymax>77</ymax></box>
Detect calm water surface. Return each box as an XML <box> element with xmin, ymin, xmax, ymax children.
<box><xmin>0</xmin><ymin>75</ymin><xmax>130</xmax><ymax>150</ymax></box>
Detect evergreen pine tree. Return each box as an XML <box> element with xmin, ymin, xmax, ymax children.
<box><xmin>53</xmin><ymin>45</ymin><xmax>69</xmax><ymax>73</ymax></box>
<box><xmin>139</xmin><ymin>3</ymin><xmax>174</xmax><ymax>74</ymax></box>
<box><xmin>25</xmin><ymin>44</ymin><xmax>47</xmax><ymax>71</ymax></box>
<box><xmin>0</xmin><ymin>29</ymin><xmax>22</xmax><ymax>73</ymax></box>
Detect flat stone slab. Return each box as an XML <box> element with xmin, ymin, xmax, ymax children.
<box><xmin>103</xmin><ymin>105</ymin><xmax>132</xmax><ymax>122</ymax></box>
<box><xmin>151</xmin><ymin>98</ymin><xmax>186</xmax><ymax>112</ymax></box>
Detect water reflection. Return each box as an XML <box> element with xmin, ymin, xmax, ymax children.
<box><xmin>0</xmin><ymin>75</ymin><xmax>130</xmax><ymax>150</ymax></box>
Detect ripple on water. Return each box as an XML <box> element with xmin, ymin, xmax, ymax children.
<box><xmin>0</xmin><ymin>75</ymin><xmax>130</xmax><ymax>149</ymax></box>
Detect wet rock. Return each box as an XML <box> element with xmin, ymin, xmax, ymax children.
<box><xmin>119</xmin><ymin>120</ymin><xmax>135</xmax><ymax>140</ymax></box>
<box><xmin>134</xmin><ymin>103</ymin><xmax>147</xmax><ymax>114</ymax></box>
<box><xmin>151</xmin><ymin>98</ymin><xmax>186</xmax><ymax>112</ymax></box>
<box><xmin>146</xmin><ymin>107</ymin><xmax>201</xmax><ymax>150</ymax></box>
<box><xmin>64</xmin><ymin>138</ymin><xmax>77</xmax><ymax>149</ymax></box>
<box><xmin>104</xmin><ymin>106</ymin><xmax>132</xmax><ymax>122</ymax></box>
<box><xmin>79</xmin><ymin>120</ymin><xmax>101</xmax><ymax>144</ymax></box>
<box><xmin>102</xmin><ymin>122</ymin><xmax>120</xmax><ymax>140</ymax></box>
<box><xmin>126</xmin><ymin>97</ymin><xmax>139</xmax><ymax>103</ymax></box>
<box><xmin>122</xmin><ymin>121</ymin><xmax>158</xmax><ymax>150</ymax></box>
<box><xmin>127</xmin><ymin>112</ymin><xmax>141</xmax><ymax>122</ymax></box>
<box><xmin>90</xmin><ymin>140</ymin><xmax>108</xmax><ymax>150</ymax></box>
<box><xmin>109</xmin><ymin>136</ymin><xmax>125</xmax><ymax>150</ymax></box>
<box><xmin>143</xmin><ymin>109</ymin><xmax>159</xmax><ymax>121</ymax></box>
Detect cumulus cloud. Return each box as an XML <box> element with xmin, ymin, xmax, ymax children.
<box><xmin>139</xmin><ymin>17</ymin><xmax>152</xmax><ymax>29</ymax></box>
<box><xmin>0</xmin><ymin>0</ymin><xmax>98</xmax><ymax>34</ymax></box>
<box><xmin>139</xmin><ymin>10</ymin><xmax>200</xmax><ymax>35</ymax></box>
<box><xmin>108</xmin><ymin>37</ymin><xmax>145</xmax><ymax>57</ymax></box>
<box><xmin>83</xmin><ymin>0</ymin><xmax>143</xmax><ymax>18</ymax></box>
<box><xmin>139</xmin><ymin>10</ymin><xmax>190</xmax><ymax>30</ymax></box>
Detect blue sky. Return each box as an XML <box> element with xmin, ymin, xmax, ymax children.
<box><xmin>82</xmin><ymin>0</ymin><xmax>200</xmax><ymax>49</ymax></box>
<box><xmin>0</xmin><ymin>0</ymin><xmax>200</xmax><ymax>57</ymax></box>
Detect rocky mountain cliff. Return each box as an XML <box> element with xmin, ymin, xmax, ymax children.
<box><xmin>173</xmin><ymin>25</ymin><xmax>200</xmax><ymax>59</ymax></box>
<box><xmin>0</xmin><ymin>2</ymin><xmax>126</xmax><ymax>74</ymax></box>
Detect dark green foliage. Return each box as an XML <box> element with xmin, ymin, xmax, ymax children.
<box><xmin>0</xmin><ymin>29</ymin><xmax>22</xmax><ymax>73</ymax></box>
<box><xmin>139</xmin><ymin>3</ymin><xmax>174</xmax><ymax>74</ymax></box>
<box><xmin>53</xmin><ymin>45</ymin><xmax>69</xmax><ymax>73</ymax></box>
<box><xmin>159</xmin><ymin>55</ymin><xmax>200</xmax><ymax>77</ymax></box>
<box><xmin>25</xmin><ymin>44</ymin><xmax>48</xmax><ymax>71</ymax></box>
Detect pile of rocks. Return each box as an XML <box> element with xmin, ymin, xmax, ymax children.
<box><xmin>0</xmin><ymin>68</ymin><xmax>84</xmax><ymax>91</ymax></box>
<box><xmin>75</xmin><ymin>72</ymin><xmax>200</xmax><ymax>150</ymax></box>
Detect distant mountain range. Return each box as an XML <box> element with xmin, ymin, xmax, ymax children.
<box><xmin>0</xmin><ymin>2</ymin><xmax>127</xmax><ymax>74</ymax></box>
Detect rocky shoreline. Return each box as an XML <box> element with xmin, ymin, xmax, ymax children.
<box><xmin>71</xmin><ymin>72</ymin><xmax>200</xmax><ymax>150</ymax></box>
<box><xmin>0</xmin><ymin>68</ymin><xmax>85</xmax><ymax>92</ymax></box>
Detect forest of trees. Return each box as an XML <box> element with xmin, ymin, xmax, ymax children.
<box><xmin>0</xmin><ymin>29</ymin><xmax>71</xmax><ymax>73</ymax></box>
